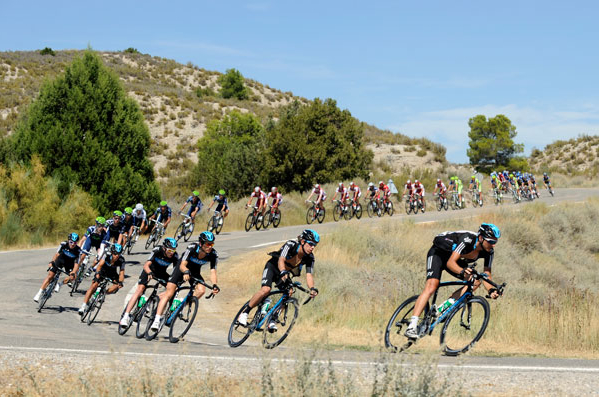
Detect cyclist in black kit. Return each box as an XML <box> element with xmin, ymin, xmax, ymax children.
<box><xmin>237</xmin><ymin>229</ymin><xmax>320</xmax><ymax>330</ymax></box>
<box><xmin>33</xmin><ymin>233</ymin><xmax>82</xmax><ymax>302</ymax></box>
<box><xmin>150</xmin><ymin>231</ymin><xmax>220</xmax><ymax>331</ymax></box>
<box><xmin>119</xmin><ymin>237</ymin><xmax>180</xmax><ymax>328</ymax></box>
<box><xmin>405</xmin><ymin>223</ymin><xmax>502</xmax><ymax>339</ymax></box>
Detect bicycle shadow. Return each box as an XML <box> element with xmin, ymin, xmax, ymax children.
<box><xmin>38</xmin><ymin>305</ymin><xmax>79</xmax><ymax>314</ymax></box>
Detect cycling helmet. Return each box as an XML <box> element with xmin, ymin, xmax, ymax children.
<box><xmin>407</xmin><ymin>179</ymin><xmax>411</xmax><ymax>184</ymax></box>
<box><xmin>437</xmin><ymin>179</ymin><xmax>441</xmax><ymax>183</ymax></box>
<box><xmin>415</xmin><ymin>180</ymin><xmax>419</xmax><ymax>184</ymax></box>
<box><xmin>338</xmin><ymin>182</ymin><xmax>344</xmax><ymax>187</ymax></box>
<box><xmin>300</xmin><ymin>229</ymin><xmax>320</xmax><ymax>245</ymax></box>
<box><xmin>113</xmin><ymin>210</ymin><xmax>123</xmax><ymax>217</ymax></box>
<box><xmin>124</xmin><ymin>207</ymin><xmax>133</xmax><ymax>215</ymax></box>
<box><xmin>68</xmin><ymin>232</ymin><xmax>79</xmax><ymax>243</ymax></box>
<box><xmin>314</xmin><ymin>183</ymin><xmax>320</xmax><ymax>189</ymax></box>
<box><xmin>254</xmin><ymin>186</ymin><xmax>260</xmax><ymax>193</ymax></box>
<box><xmin>135</xmin><ymin>203</ymin><xmax>144</xmax><ymax>211</ymax></box>
<box><xmin>218</xmin><ymin>189</ymin><xmax>226</xmax><ymax>195</ymax></box>
<box><xmin>379</xmin><ymin>181</ymin><xmax>384</xmax><ymax>186</ymax></box>
<box><xmin>271</xmin><ymin>186</ymin><xmax>277</xmax><ymax>192</ymax></box>
<box><xmin>198</xmin><ymin>231</ymin><xmax>215</xmax><ymax>245</ymax></box>
<box><xmin>368</xmin><ymin>182</ymin><xmax>374</xmax><ymax>188</ymax></box>
<box><xmin>193</xmin><ymin>190</ymin><xmax>200</xmax><ymax>196</ymax></box>
<box><xmin>111</xmin><ymin>243</ymin><xmax>123</xmax><ymax>255</ymax></box>
<box><xmin>471</xmin><ymin>175</ymin><xmax>476</xmax><ymax>180</ymax></box>
<box><xmin>478</xmin><ymin>223</ymin><xmax>501</xmax><ymax>244</ymax></box>
<box><xmin>543</xmin><ymin>172</ymin><xmax>547</xmax><ymax>176</ymax></box>
<box><xmin>95</xmin><ymin>216</ymin><xmax>107</xmax><ymax>226</ymax></box>
<box><xmin>163</xmin><ymin>237</ymin><xmax>178</xmax><ymax>249</ymax></box>
<box><xmin>160</xmin><ymin>200</ymin><xmax>168</xmax><ymax>207</ymax></box>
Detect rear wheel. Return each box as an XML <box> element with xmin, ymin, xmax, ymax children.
<box><xmin>343</xmin><ymin>204</ymin><xmax>352</xmax><ymax>220</ymax></box>
<box><xmin>440</xmin><ymin>296</ymin><xmax>490</xmax><ymax>356</ymax></box>
<box><xmin>174</xmin><ymin>223</ymin><xmax>185</xmax><ymax>242</ymax></box>
<box><xmin>317</xmin><ymin>207</ymin><xmax>325</xmax><ymax>223</ymax></box>
<box><xmin>262</xmin><ymin>298</ymin><xmax>299</xmax><ymax>349</ymax></box>
<box><xmin>255</xmin><ymin>214</ymin><xmax>262</xmax><ymax>230</ymax></box>
<box><xmin>136</xmin><ymin>295</ymin><xmax>158</xmax><ymax>339</ymax></box>
<box><xmin>245</xmin><ymin>214</ymin><xmax>254</xmax><ymax>232</ymax></box>
<box><xmin>367</xmin><ymin>201</ymin><xmax>375</xmax><ymax>217</ymax></box>
<box><xmin>306</xmin><ymin>207</ymin><xmax>315</xmax><ymax>224</ymax></box>
<box><xmin>354</xmin><ymin>204</ymin><xmax>362</xmax><ymax>219</ymax></box>
<box><xmin>386</xmin><ymin>201</ymin><xmax>394</xmax><ymax>216</ymax></box>
<box><xmin>443</xmin><ymin>197</ymin><xmax>448</xmax><ymax>210</ymax></box>
<box><xmin>333</xmin><ymin>204</ymin><xmax>341</xmax><ymax>221</ymax></box>
<box><xmin>86</xmin><ymin>289</ymin><xmax>106</xmax><ymax>326</ymax></box>
<box><xmin>384</xmin><ymin>295</ymin><xmax>429</xmax><ymax>352</ymax></box>
<box><xmin>228</xmin><ymin>302</ymin><xmax>259</xmax><ymax>347</ymax></box>
<box><xmin>169</xmin><ymin>296</ymin><xmax>199</xmax><ymax>343</ymax></box>
<box><xmin>262</xmin><ymin>212</ymin><xmax>271</xmax><ymax>229</ymax></box>
<box><xmin>184</xmin><ymin>222</ymin><xmax>194</xmax><ymax>241</ymax></box>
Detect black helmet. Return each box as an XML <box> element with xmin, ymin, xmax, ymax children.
<box><xmin>300</xmin><ymin>229</ymin><xmax>320</xmax><ymax>245</ymax></box>
<box><xmin>163</xmin><ymin>237</ymin><xmax>178</xmax><ymax>250</ymax></box>
<box><xmin>478</xmin><ymin>223</ymin><xmax>501</xmax><ymax>244</ymax></box>
<box><xmin>198</xmin><ymin>231</ymin><xmax>215</xmax><ymax>245</ymax></box>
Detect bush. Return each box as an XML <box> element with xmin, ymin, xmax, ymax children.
<box><xmin>39</xmin><ymin>47</ymin><xmax>56</xmax><ymax>56</ymax></box>
<box><xmin>124</xmin><ymin>47</ymin><xmax>140</xmax><ymax>54</ymax></box>
<box><xmin>217</xmin><ymin>68</ymin><xmax>249</xmax><ymax>100</ymax></box>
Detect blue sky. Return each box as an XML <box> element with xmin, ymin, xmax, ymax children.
<box><xmin>2</xmin><ymin>1</ymin><xmax>599</xmax><ymax>163</ymax></box>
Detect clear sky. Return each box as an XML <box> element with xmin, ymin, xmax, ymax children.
<box><xmin>2</xmin><ymin>1</ymin><xmax>598</xmax><ymax>163</ymax></box>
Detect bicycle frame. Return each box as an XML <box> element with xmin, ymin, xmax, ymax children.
<box><xmin>165</xmin><ymin>277</ymin><xmax>216</xmax><ymax>326</ymax></box>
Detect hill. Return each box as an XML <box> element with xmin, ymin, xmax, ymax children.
<box><xmin>0</xmin><ymin>49</ymin><xmax>446</xmax><ymax>182</ymax></box>
<box><xmin>530</xmin><ymin>134</ymin><xmax>599</xmax><ymax>175</ymax></box>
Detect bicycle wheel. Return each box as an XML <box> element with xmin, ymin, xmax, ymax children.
<box><xmin>355</xmin><ymin>204</ymin><xmax>362</xmax><ymax>219</ymax></box>
<box><xmin>384</xmin><ymin>295</ymin><xmax>429</xmax><ymax>352</ymax></box>
<box><xmin>317</xmin><ymin>207</ymin><xmax>325</xmax><ymax>223</ymax></box>
<box><xmin>343</xmin><ymin>205</ymin><xmax>352</xmax><ymax>220</ymax></box>
<box><xmin>440</xmin><ymin>296</ymin><xmax>490</xmax><ymax>356</ymax></box>
<box><xmin>255</xmin><ymin>215</ymin><xmax>262</xmax><ymax>230</ymax></box>
<box><xmin>245</xmin><ymin>213</ymin><xmax>254</xmax><ymax>232</ymax></box>
<box><xmin>145</xmin><ymin>232</ymin><xmax>154</xmax><ymax>249</ymax></box>
<box><xmin>174</xmin><ymin>223</ymin><xmax>185</xmax><ymax>242</ymax></box>
<box><xmin>436</xmin><ymin>197</ymin><xmax>442</xmax><ymax>211</ymax></box>
<box><xmin>420</xmin><ymin>200</ymin><xmax>425</xmax><ymax>213</ymax></box>
<box><xmin>386</xmin><ymin>201</ymin><xmax>394</xmax><ymax>216</ymax></box>
<box><xmin>228</xmin><ymin>301</ymin><xmax>260</xmax><ymax>347</ymax></box>
<box><xmin>405</xmin><ymin>199</ymin><xmax>411</xmax><ymax>215</ymax></box>
<box><xmin>215</xmin><ymin>217</ymin><xmax>224</xmax><ymax>234</ymax></box>
<box><xmin>70</xmin><ymin>267</ymin><xmax>84</xmax><ymax>296</ymax></box>
<box><xmin>207</xmin><ymin>216</ymin><xmax>215</xmax><ymax>232</ymax></box>
<box><xmin>184</xmin><ymin>222</ymin><xmax>194</xmax><ymax>241</ymax></box>
<box><xmin>262</xmin><ymin>213</ymin><xmax>271</xmax><ymax>229</ymax></box>
<box><xmin>87</xmin><ymin>289</ymin><xmax>106</xmax><ymax>326</ymax></box>
<box><xmin>443</xmin><ymin>198</ymin><xmax>448</xmax><ymax>210</ymax></box>
<box><xmin>367</xmin><ymin>201</ymin><xmax>375</xmax><ymax>217</ymax></box>
<box><xmin>306</xmin><ymin>207</ymin><xmax>315</xmax><ymax>224</ymax></box>
<box><xmin>333</xmin><ymin>204</ymin><xmax>341</xmax><ymax>221</ymax></box>
<box><xmin>136</xmin><ymin>295</ymin><xmax>158</xmax><ymax>339</ymax></box>
<box><xmin>37</xmin><ymin>284</ymin><xmax>54</xmax><ymax>313</ymax></box>
<box><xmin>168</xmin><ymin>296</ymin><xmax>199</xmax><ymax>343</ymax></box>
<box><xmin>272</xmin><ymin>209</ymin><xmax>281</xmax><ymax>227</ymax></box>
<box><xmin>153</xmin><ymin>230</ymin><xmax>162</xmax><ymax>247</ymax></box>
<box><xmin>262</xmin><ymin>297</ymin><xmax>299</xmax><ymax>349</ymax></box>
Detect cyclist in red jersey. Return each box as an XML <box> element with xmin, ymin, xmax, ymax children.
<box><xmin>246</xmin><ymin>186</ymin><xmax>267</xmax><ymax>220</ymax></box>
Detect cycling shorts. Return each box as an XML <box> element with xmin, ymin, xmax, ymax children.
<box><xmin>261</xmin><ymin>258</ymin><xmax>282</xmax><ymax>288</ymax></box>
<box><xmin>97</xmin><ymin>266</ymin><xmax>119</xmax><ymax>283</ymax></box>
<box><xmin>168</xmin><ymin>265</ymin><xmax>205</xmax><ymax>286</ymax></box>
<box><xmin>138</xmin><ymin>268</ymin><xmax>169</xmax><ymax>286</ymax></box>
<box><xmin>51</xmin><ymin>257</ymin><xmax>75</xmax><ymax>274</ymax></box>
<box><xmin>425</xmin><ymin>246</ymin><xmax>464</xmax><ymax>281</ymax></box>
<box><xmin>82</xmin><ymin>237</ymin><xmax>102</xmax><ymax>252</ymax></box>
<box><xmin>215</xmin><ymin>203</ymin><xmax>228</xmax><ymax>212</ymax></box>
<box><xmin>457</xmin><ymin>185</ymin><xmax>463</xmax><ymax>194</ymax></box>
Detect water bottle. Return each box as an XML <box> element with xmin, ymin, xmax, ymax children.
<box><xmin>437</xmin><ymin>298</ymin><xmax>455</xmax><ymax>314</ymax></box>
<box><xmin>138</xmin><ymin>295</ymin><xmax>147</xmax><ymax>308</ymax></box>
<box><xmin>93</xmin><ymin>287</ymin><xmax>100</xmax><ymax>297</ymax></box>
<box><xmin>261</xmin><ymin>298</ymin><xmax>272</xmax><ymax>315</ymax></box>
<box><xmin>171</xmin><ymin>294</ymin><xmax>182</xmax><ymax>311</ymax></box>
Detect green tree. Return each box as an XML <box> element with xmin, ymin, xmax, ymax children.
<box><xmin>193</xmin><ymin>111</ymin><xmax>265</xmax><ymax>199</ymax></box>
<box><xmin>263</xmin><ymin>99</ymin><xmax>373</xmax><ymax>192</ymax></box>
<box><xmin>217</xmin><ymin>68</ymin><xmax>249</xmax><ymax>100</ymax></box>
<box><xmin>467</xmin><ymin>114</ymin><xmax>525</xmax><ymax>172</ymax></box>
<box><xmin>9</xmin><ymin>50</ymin><xmax>160</xmax><ymax>213</ymax></box>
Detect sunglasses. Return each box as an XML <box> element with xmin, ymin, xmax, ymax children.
<box><xmin>68</xmin><ymin>240</ymin><xmax>76</xmax><ymax>244</ymax></box>
<box><xmin>484</xmin><ymin>238</ymin><xmax>497</xmax><ymax>245</ymax></box>
<box><xmin>203</xmin><ymin>242</ymin><xmax>214</xmax><ymax>247</ymax></box>
<box><xmin>165</xmin><ymin>248</ymin><xmax>176</xmax><ymax>254</ymax></box>
<box><xmin>306</xmin><ymin>241</ymin><xmax>317</xmax><ymax>247</ymax></box>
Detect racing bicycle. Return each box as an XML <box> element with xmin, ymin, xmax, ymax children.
<box><xmin>207</xmin><ymin>210</ymin><xmax>225</xmax><ymax>235</ymax></box>
<box><xmin>306</xmin><ymin>200</ymin><xmax>326</xmax><ymax>224</ymax></box>
<box><xmin>174</xmin><ymin>213</ymin><xmax>194</xmax><ymax>242</ymax></box>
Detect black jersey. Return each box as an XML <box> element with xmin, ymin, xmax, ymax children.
<box><xmin>268</xmin><ymin>240</ymin><xmax>314</xmax><ymax>276</ymax></box>
<box><xmin>432</xmin><ymin>231</ymin><xmax>494</xmax><ymax>270</ymax></box>
<box><xmin>181</xmin><ymin>243</ymin><xmax>218</xmax><ymax>271</ymax></box>
<box><xmin>146</xmin><ymin>246</ymin><xmax>180</xmax><ymax>273</ymax></box>
<box><xmin>56</xmin><ymin>241</ymin><xmax>82</xmax><ymax>266</ymax></box>
<box><xmin>102</xmin><ymin>252</ymin><xmax>126</xmax><ymax>270</ymax></box>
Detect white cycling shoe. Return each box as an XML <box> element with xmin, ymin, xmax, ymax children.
<box><xmin>54</xmin><ymin>283</ymin><xmax>60</xmax><ymax>293</ymax></box>
<box><xmin>33</xmin><ymin>290</ymin><xmax>42</xmax><ymax>302</ymax></box>
<box><xmin>119</xmin><ymin>313</ymin><xmax>130</xmax><ymax>328</ymax></box>
<box><xmin>238</xmin><ymin>312</ymin><xmax>248</xmax><ymax>326</ymax></box>
<box><xmin>150</xmin><ymin>316</ymin><xmax>162</xmax><ymax>331</ymax></box>
<box><xmin>78</xmin><ymin>303</ymin><xmax>87</xmax><ymax>315</ymax></box>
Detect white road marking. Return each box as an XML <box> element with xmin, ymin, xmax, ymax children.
<box><xmin>250</xmin><ymin>240</ymin><xmax>286</xmax><ymax>248</ymax></box>
<box><xmin>0</xmin><ymin>346</ymin><xmax>597</xmax><ymax>373</ymax></box>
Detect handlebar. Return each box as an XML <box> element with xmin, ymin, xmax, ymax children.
<box><xmin>190</xmin><ymin>276</ymin><xmax>220</xmax><ymax>299</ymax></box>
<box><xmin>468</xmin><ymin>267</ymin><xmax>506</xmax><ymax>297</ymax></box>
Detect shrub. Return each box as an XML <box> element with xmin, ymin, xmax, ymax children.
<box><xmin>39</xmin><ymin>47</ymin><xmax>56</xmax><ymax>56</ymax></box>
<box><xmin>217</xmin><ymin>68</ymin><xmax>249</xmax><ymax>100</ymax></box>
<box><xmin>124</xmin><ymin>47</ymin><xmax>140</xmax><ymax>54</ymax></box>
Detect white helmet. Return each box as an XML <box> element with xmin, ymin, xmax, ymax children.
<box><xmin>407</xmin><ymin>179</ymin><xmax>411</xmax><ymax>184</ymax></box>
<box><xmin>314</xmin><ymin>183</ymin><xmax>320</xmax><ymax>189</ymax></box>
<box><xmin>254</xmin><ymin>186</ymin><xmax>260</xmax><ymax>193</ymax></box>
<box><xmin>415</xmin><ymin>180</ymin><xmax>419</xmax><ymax>184</ymax></box>
<box><xmin>135</xmin><ymin>203</ymin><xmax>144</xmax><ymax>211</ymax></box>
<box><xmin>271</xmin><ymin>186</ymin><xmax>277</xmax><ymax>192</ymax></box>
<box><xmin>368</xmin><ymin>182</ymin><xmax>374</xmax><ymax>187</ymax></box>
<box><xmin>338</xmin><ymin>182</ymin><xmax>344</xmax><ymax>188</ymax></box>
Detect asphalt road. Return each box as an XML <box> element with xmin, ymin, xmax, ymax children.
<box><xmin>1</xmin><ymin>187</ymin><xmax>599</xmax><ymax>393</ymax></box>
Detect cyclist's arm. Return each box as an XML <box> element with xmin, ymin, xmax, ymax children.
<box><xmin>49</xmin><ymin>251</ymin><xmax>60</xmax><ymax>266</ymax></box>
<box><xmin>210</xmin><ymin>268</ymin><xmax>218</xmax><ymax>291</ymax></box>
<box><xmin>180</xmin><ymin>260</ymin><xmax>190</xmax><ymax>281</ymax></box>
<box><xmin>180</xmin><ymin>202</ymin><xmax>187</xmax><ymax>211</ymax></box>
<box><xmin>118</xmin><ymin>268</ymin><xmax>125</xmax><ymax>287</ymax></box>
<box><xmin>143</xmin><ymin>260</ymin><xmax>153</xmax><ymax>276</ymax></box>
<box><xmin>95</xmin><ymin>257</ymin><xmax>106</xmax><ymax>273</ymax></box>
<box><xmin>78</xmin><ymin>235</ymin><xmax>87</xmax><ymax>248</ymax></box>
<box><xmin>164</xmin><ymin>216</ymin><xmax>172</xmax><ymax>228</ymax></box>
<box><xmin>447</xmin><ymin>251</ymin><xmax>468</xmax><ymax>276</ymax></box>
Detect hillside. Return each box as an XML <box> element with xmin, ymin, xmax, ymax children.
<box><xmin>530</xmin><ymin>134</ymin><xmax>599</xmax><ymax>175</ymax></box>
<box><xmin>0</xmin><ymin>49</ymin><xmax>446</xmax><ymax>181</ymax></box>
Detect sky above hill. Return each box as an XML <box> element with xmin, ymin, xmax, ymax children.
<box><xmin>2</xmin><ymin>1</ymin><xmax>598</xmax><ymax>163</ymax></box>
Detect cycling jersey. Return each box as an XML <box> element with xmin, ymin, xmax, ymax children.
<box><xmin>414</xmin><ymin>183</ymin><xmax>425</xmax><ymax>195</ymax></box>
<box><xmin>543</xmin><ymin>175</ymin><xmax>551</xmax><ymax>184</ymax></box>
<box><xmin>132</xmin><ymin>210</ymin><xmax>146</xmax><ymax>227</ymax></box>
<box><xmin>404</xmin><ymin>183</ymin><xmax>414</xmax><ymax>195</ymax></box>
<box><xmin>122</xmin><ymin>215</ymin><xmax>134</xmax><ymax>232</ymax></box>
<box><xmin>169</xmin><ymin>243</ymin><xmax>218</xmax><ymax>285</ymax></box>
<box><xmin>52</xmin><ymin>241</ymin><xmax>82</xmax><ymax>273</ymax></box>
<box><xmin>311</xmin><ymin>188</ymin><xmax>327</xmax><ymax>201</ymax></box>
<box><xmin>433</xmin><ymin>231</ymin><xmax>494</xmax><ymax>268</ymax></box>
<box><xmin>82</xmin><ymin>225</ymin><xmax>110</xmax><ymax>251</ymax></box>
<box><xmin>335</xmin><ymin>187</ymin><xmax>349</xmax><ymax>201</ymax></box>
<box><xmin>367</xmin><ymin>186</ymin><xmax>378</xmax><ymax>197</ymax></box>
<box><xmin>98</xmin><ymin>252</ymin><xmax>126</xmax><ymax>281</ymax></box>
<box><xmin>186</xmin><ymin>196</ymin><xmax>203</xmax><ymax>216</ymax></box>
<box><xmin>267</xmin><ymin>192</ymin><xmax>283</xmax><ymax>205</ymax></box>
<box><xmin>261</xmin><ymin>240</ymin><xmax>315</xmax><ymax>287</ymax></box>
<box><xmin>213</xmin><ymin>195</ymin><xmax>229</xmax><ymax>211</ymax></box>
<box><xmin>435</xmin><ymin>182</ymin><xmax>447</xmax><ymax>194</ymax></box>
<box><xmin>138</xmin><ymin>246</ymin><xmax>179</xmax><ymax>285</ymax></box>
<box><xmin>153</xmin><ymin>206</ymin><xmax>172</xmax><ymax>223</ymax></box>
<box><xmin>106</xmin><ymin>218</ymin><xmax>125</xmax><ymax>239</ymax></box>
<box><xmin>349</xmin><ymin>186</ymin><xmax>361</xmax><ymax>198</ymax></box>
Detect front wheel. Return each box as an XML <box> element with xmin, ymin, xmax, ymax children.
<box><xmin>215</xmin><ymin>217</ymin><xmax>224</xmax><ymax>234</ymax></box>
<box><xmin>37</xmin><ymin>284</ymin><xmax>53</xmax><ymax>313</ymax></box>
<box><xmin>436</xmin><ymin>197</ymin><xmax>442</xmax><ymax>211</ymax></box>
<box><xmin>145</xmin><ymin>232</ymin><xmax>154</xmax><ymax>250</ymax></box>
<box><xmin>207</xmin><ymin>216</ymin><xmax>215</xmax><ymax>232</ymax></box>
<box><xmin>169</xmin><ymin>296</ymin><xmax>199</xmax><ymax>343</ymax></box>
<box><xmin>405</xmin><ymin>199</ymin><xmax>412</xmax><ymax>215</ymax></box>
<box><xmin>228</xmin><ymin>302</ymin><xmax>259</xmax><ymax>347</ymax></box>
<box><xmin>333</xmin><ymin>204</ymin><xmax>341</xmax><ymax>222</ymax></box>
<box><xmin>384</xmin><ymin>295</ymin><xmax>429</xmax><ymax>353</ymax></box>
<box><xmin>386</xmin><ymin>201</ymin><xmax>394</xmax><ymax>216</ymax></box>
<box><xmin>440</xmin><ymin>296</ymin><xmax>490</xmax><ymax>356</ymax></box>
<box><xmin>354</xmin><ymin>204</ymin><xmax>362</xmax><ymax>219</ymax></box>
<box><xmin>272</xmin><ymin>209</ymin><xmax>281</xmax><ymax>228</ymax></box>
<box><xmin>136</xmin><ymin>295</ymin><xmax>158</xmax><ymax>339</ymax></box>
<box><xmin>367</xmin><ymin>201</ymin><xmax>375</xmax><ymax>218</ymax></box>
<box><xmin>86</xmin><ymin>290</ymin><xmax>106</xmax><ymax>326</ymax></box>
<box><xmin>306</xmin><ymin>207</ymin><xmax>315</xmax><ymax>224</ymax></box>
<box><xmin>262</xmin><ymin>298</ymin><xmax>299</xmax><ymax>349</ymax></box>
<box><xmin>184</xmin><ymin>222</ymin><xmax>194</xmax><ymax>241</ymax></box>
<box><xmin>174</xmin><ymin>223</ymin><xmax>185</xmax><ymax>242</ymax></box>
<box><xmin>317</xmin><ymin>207</ymin><xmax>326</xmax><ymax>223</ymax></box>
<box><xmin>245</xmin><ymin>213</ymin><xmax>254</xmax><ymax>232</ymax></box>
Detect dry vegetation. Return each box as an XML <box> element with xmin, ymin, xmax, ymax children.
<box><xmin>530</xmin><ymin>134</ymin><xmax>599</xmax><ymax>176</ymax></box>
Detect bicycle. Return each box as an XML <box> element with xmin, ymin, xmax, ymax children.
<box><xmin>492</xmin><ymin>188</ymin><xmax>502</xmax><ymax>206</ymax></box>
<box><xmin>244</xmin><ymin>206</ymin><xmax>263</xmax><ymax>232</ymax></box>
<box><xmin>305</xmin><ymin>200</ymin><xmax>326</xmax><ymax>224</ymax></box>
<box><xmin>131</xmin><ymin>277</ymin><xmax>169</xmax><ymax>338</ymax></box>
<box><xmin>143</xmin><ymin>277</ymin><xmax>218</xmax><ymax>343</ymax></box>
<box><xmin>124</xmin><ymin>226</ymin><xmax>140</xmax><ymax>255</ymax></box>
<box><xmin>413</xmin><ymin>193</ymin><xmax>425</xmax><ymax>214</ymax></box>
<box><xmin>384</xmin><ymin>267</ymin><xmax>506</xmax><ymax>356</ymax></box>
<box><xmin>469</xmin><ymin>189</ymin><xmax>483</xmax><ymax>208</ymax></box>
<box><xmin>145</xmin><ymin>220</ymin><xmax>165</xmax><ymax>249</ymax></box>
<box><xmin>545</xmin><ymin>184</ymin><xmax>554</xmax><ymax>197</ymax></box>
<box><xmin>174</xmin><ymin>213</ymin><xmax>194</xmax><ymax>242</ymax></box>
<box><xmin>80</xmin><ymin>275</ymin><xmax>120</xmax><ymax>326</ymax></box>
<box><xmin>366</xmin><ymin>197</ymin><xmax>382</xmax><ymax>218</ymax></box>
<box><xmin>262</xmin><ymin>204</ymin><xmax>282</xmax><ymax>229</ymax></box>
<box><xmin>207</xmin><ymin>210</ymin><xmax>224</xmax><ymax>235</ymax></box>
<box><xmin>333</xmin><ymin>199</ymin><xmax>351</xmax><ymax>221</ymax></box>
<box><xmin>228</xmin><ymin>277</ymin><xmax>313</xmax><ymax>349</ymax></box>
<box><xmin>404</xmin><ymin>195</ymin><xmax>416</xmax><ymax>215</ymax></box>
<box><xmin>70</xmin><ymin>250</ymin><xmax>96</xmax><ymax>296</ymax></box>
<box><xmin>381</xmin><ymin>197</ymin><xmax>394</xmax><ymax>216</ymax></box>
<box><xmin>348</xmin><ymin>199</ymin><xmax>363</xmax><ymax>219</ymax></box>
<box><xmin>449</xmin><ymin>191</ymin><xmax>462</xmax><ymax>210</ymax></box>
<box><xmin>435</xmin><ymin>193</ymin><xmax>449</xmax><ymax>211</ymax></box>
<box><xmin>37</xmin><ymin>266</ymin><xmax>71</xmax><ymax>312</ymax></box>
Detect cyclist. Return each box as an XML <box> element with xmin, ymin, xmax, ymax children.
<box><xmin>490</xmin><ymin>174</ymin><xmax>502</xmax><ymax>200</ymax></box>
<box><xmin>306</xmin><ymin>184</ymin><xmax>327</xmax><ymax>212</ymax></box>
<box><xmin>121</xmin><ymin>207</ymin><xmax>135</xmax><ymax>247</ymax></box>
<box><xmin>79</xmin><ymin>217</ymin><xmax>111</xmax><ymax>276</ymax></box>
<box><xmin>246</xmin><ymin>186</ymin><xmax>267</xmax><ymax>220</ymax></box>
<box><xmin>469</xmin><ymin>175</ymin><xmax>483</xmax><ymax>206</ymax></box>
<box><xmin>378</xmin><ymin>180</ymin><xmax>391</xmax><ymax>209</ymax></box>
<box><xmin>402</xmin><ymin>179</ymin><xmax>414</xmax><ymax>204</ymax></box>
<box><xmin>433</xmin><ymin>179</ymin><xmax>447</xmax><ymax>202</ymax></box>
<box><xmin>348</xmin><ymin>181</ymin><xmax>362</xmax><ymax>210</ymax></box>
<box><xmin>180</xmin><ymin>190</ymin><xmax>203</xmax><ymax>224</ymax></box>
<box><xmin>78</xmin><ymin>243</ymin><xmax>125</xmax><ymax>315</ymax></box>
<box><xmin>131</xmin><ymin>203</ymin><xmax>147</xmax><ymax>238</ymax></box>
<box><xmin>33</xmin><ymin>233</ymin><xmax>82</xmax><ymax>301</ymax></box>
<box><xmin>529</xmin><ymin>173</ymin><xmax>539</xmax><ymax>197</ymax></box>
<box><xmin>413</xmin><ymin>180</ymin><xmax>426</xmax><ymax>208</ymax></box>
<box><xmin>450</xmin><ymin>176</ymin><xmax>464</xmax><ymax>208</ymax></box>
<box><xmin>267</xmin><ymin>186</ymin><xmax>283</xmax><ymax>212</ymax></box>
<box><xmin>543</xmin><ymin>172</ymin><xmax>553</xmax><ymax>192</ymax></box>
<box><xmin>150</xmin><ymin>231</ymin><xmax>220</xmax><ymax>331</ymax></box>
<box><xmin>106</xmin><ymin>210</ymin><xmax>125</xmax><ymax>245</ymax></box>
<box><xmin>404</xmin><ymin>223</ymin><xmax>502</xmax><ymax>339</ymax></box>
<box><xmin>509</xmin><ymin>173</ymin><xmax>521</xmax><ymax>200</ymax></box>
<box><xmin>331</xmin><ymin>182</ymin><xmax>349</xmax><ymax>212</ymax></box>
<box><xmin>148</xmin><ymin>201</ymin><xmax>172</xmax><ymax>233</ymax></box>
<box><xmin>119</xmin><ymin>238</ymin><xmax>180</xmax><ymax>328</ymax></box>
<box><xmin>207</xmin><ymin>189</ymin><xmax>229</xmax><ymax>225</ymax></box>
<box><xmin>237</xmin><ymin>229</ymin><xmax>320</xmax><ymax>330</ymax></box>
